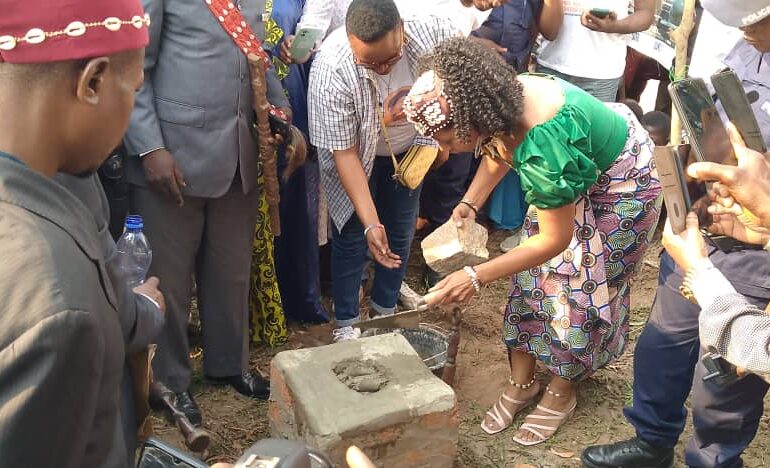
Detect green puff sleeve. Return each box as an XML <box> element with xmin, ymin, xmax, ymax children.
<box><xmin>514</xmin><ymin>104</ymin><xmax>602</xmax><ymax>209</ymax></box>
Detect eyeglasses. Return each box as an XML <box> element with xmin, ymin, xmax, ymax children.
<box><xmin>353</xmin><ymin>28</ymin><xmax>406</xmax><ymax>71</ymax></box>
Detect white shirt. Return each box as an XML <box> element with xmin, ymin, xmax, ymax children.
<box><xmin>538</xmin><ymin>0</ymin><xmax>631</xmax><ymax>80</ymax></box>
<box><xmin>374</xmin><ymin>59</ymin><xmax>419</xmax><ymax>156</ymax></box>
<box><xmin>298</xmin><ymin>0</ymin><xmax>489</xmax><ymax>39</ymax></box>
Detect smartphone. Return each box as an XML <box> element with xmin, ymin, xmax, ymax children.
<box><xmin>710</xmin><ymin>69</ymin><xmax>767</xmax><ymax>153</ymax></box>
<box><xmin>290</xmin><ymin>27</ymin><xmax>322</xmax><ymax>62</ymax></box>
<box><xmin>136</xmin><ymin>437</ymin><xmax>208</xmax><ymax>468</ymax></box>
<box><xmin>653</xmin><ymin>145</ymin><xmax>691</xmax><ymax>234</ymax></box>
<box><xmin>590</xmin><ymin>8</ymin><xmax>611</xmax><ymax>18</ymax></box>
<box><xmin>669</xmin><ymin>78</ymin><xmax>738</xmax><ymax>166</ymax></box>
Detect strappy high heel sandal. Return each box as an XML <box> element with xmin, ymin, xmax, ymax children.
<box><xmin>480</xmin><ymin>377</ymin><xmax>539</xmax><ymax>435</ymax></box>
<box><xmin>512</xmin><ymin>385</ymin><xmax>577</xmax><ymax>446</ymax></box>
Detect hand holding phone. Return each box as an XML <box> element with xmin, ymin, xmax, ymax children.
<box><xmin>289</xmin><ymin>27</ymin><xmax>322</xmax><ymax>63</ymax></box>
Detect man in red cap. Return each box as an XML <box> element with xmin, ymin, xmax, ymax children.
<box><xmin>0</xmin><ymin>1</ymin><xmax>148</xmax><ymax>466</ymax></box>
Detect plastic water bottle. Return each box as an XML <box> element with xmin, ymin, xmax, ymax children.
<box><xmin>116</xmin><ymin>215</ymin><xmax>153</xmax><ymax>288</ymax></box>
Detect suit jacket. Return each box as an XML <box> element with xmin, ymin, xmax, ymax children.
<box><xmin>0</xmin><ymin>159</ymin><xmax>126</xmax><ymax>467</ymax></box>
<box><xmin>55</xmin><ymin>173</ymin><xmax>165</xmax><ymax>466</ymax></box>
<box><xmin>124</xmin><ymin>0</ymin><xmax>291</xmax><ymax>197</ymax></box>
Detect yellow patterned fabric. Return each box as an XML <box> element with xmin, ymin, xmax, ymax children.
<box><xmin>249</xmin><ymin>173</ymin><xmax>288</xmax><ymax>346</ymax></box>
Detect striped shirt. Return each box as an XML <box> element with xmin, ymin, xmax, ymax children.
<box><xmin>308</xmin><ymin>17</ymin><xmax>460</xmax><ymax>231</ymax></box>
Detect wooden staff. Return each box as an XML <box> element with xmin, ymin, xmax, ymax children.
<box><xmin>247</xmin><ymin>53</ymin><xmax>281</xmax><ymax>236</ymax></box>
<box><xmin>149</xmin><ymin>381</ymin><xmax>211</xmax><ymax>452</ymax></box>
<box><xmin>668</xmin><ymin>0</ymin><xmax>697</xmax><ymax>145</ymax></box>
<box><xmin>441</xmin><ymin>306</ymin><xmax>462</xmax><ymax>387</ymax></box>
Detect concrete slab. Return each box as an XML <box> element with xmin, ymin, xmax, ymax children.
<box><xmin>269</xmin><ymin>333</ymin><xmax>459</xmax><ymax>467</ymax></box>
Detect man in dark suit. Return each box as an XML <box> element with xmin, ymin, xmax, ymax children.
<box><xmin>0</xmin><ymin>0</ymin><xmax>149</xmax><ymax>466</ymax></box>
<box><xmin>124</xmin><ymin>0</ymin><xmax>291</xmax><ymax>425</ymax></box>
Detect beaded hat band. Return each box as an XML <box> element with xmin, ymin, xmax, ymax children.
<box><xmin>0</xmin><ymin>0</ymin><xmax>150</xmax><ymax>64</ymax></box>
<box><xmin>403</xmin><ymin>70</ymin><xmax>455</xmax><ymax>138</ymax></box>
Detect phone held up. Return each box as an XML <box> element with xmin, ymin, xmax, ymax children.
<box><xmin>665</xmin><ymin>75</ymin><xmax>765</xmax><ymax>252</ymax></box>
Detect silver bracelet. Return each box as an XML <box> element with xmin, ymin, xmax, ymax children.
<box><xmin>463</xmin><ymin>265</ymin><xmax>481</xmax><ymax>293</ymax></box>
<box><xmin>364</xmin><ymin>223</ymin><xmax>384</xmax><ymax>238</ymax></box>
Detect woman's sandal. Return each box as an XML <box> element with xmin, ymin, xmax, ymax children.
<box><xmin>480</xmin><ymin>377</ymin><xmax>539</xmax><ymax>435</ymax></box>
<box><xmin>512</xmin><ymin>385</ymin><xmax>577</xmax><ymax>446</ymax></box>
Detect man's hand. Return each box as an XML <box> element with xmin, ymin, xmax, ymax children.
<box><xmin>687</xmin><ymin>123</ymin><xmax>770</xmax><ymax>229</ymax></box>
<box><xmin>451</xmin><ymin>202</ymin><xmax>477</xmax><ymax>228</ymax></box>
<box><xmin>278</xmin><ymin>35</ymin><xmax>295</xmax><ymax>64</ymax></box>
<box><xmin>662</xmin><ymin>212</ymin><xmax>708</xmax><ymax>273</ymax></box>
<box><xmin>468</xmin><ymin>36</ymin><xmax>507</xmax><ymax>55</ymax></box>
<box><xmin>581</xmin><ymin>10</ymin><xmax>619</xmax><ymax>33</ymax></box>
<box><xmin>365</xmin><ymin>225</ymin><xmax>401</xmax><ymax>269</ymax></box>
<box><xmin>707</xmin><ymin>212</ymin><xmax>770</xmax><ymax>246</ymax></box>
<box><xmin>132</xmin><ymin>276</ymin><xmax>166</xmax><ymax>314</ymax></box>
<box><xmin>142</xmin><ymin>148</ymin><xmax>186</xmax><ymax>206</ymax></box>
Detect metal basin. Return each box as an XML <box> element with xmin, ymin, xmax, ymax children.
<box><xmin>361</xmin><ymin>323</ymin><xmax>448</xmax><ymax>377</ymax></box>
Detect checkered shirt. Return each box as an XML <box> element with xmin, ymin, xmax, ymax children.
<box><xmin>308</xmin><ymin>17</ymin><xmax>460</xmax><ymax>231</ymax></box>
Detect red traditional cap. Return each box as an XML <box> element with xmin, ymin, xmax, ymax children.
<box><xmin>0</xmin><ymin>0</ymin><xmax>149</xmax><ymax>64</ymax></box>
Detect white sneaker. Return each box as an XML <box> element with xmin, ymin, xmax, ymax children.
<box><xmin>399</xmin><ymin>281</ymin><xmax>423</xmax><ymax>310</ymax></box>
<box><xmin>500</xmin><ymin>230</ymin><xmax>522</xmax><ymax>253</ymax></box>
<box><xmin>332</xmin><ymin>326</ymin><xmax>362</xmax><ymax>343</ymax></box>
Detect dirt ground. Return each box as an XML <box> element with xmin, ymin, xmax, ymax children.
<box><xmin>154</xmin><ymin>232</ymin><xmax>770</xmax><ymax>467</ymax></box>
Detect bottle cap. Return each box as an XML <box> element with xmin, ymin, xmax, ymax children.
<box><xmin>124</xmin><ymin>214</ymin><xmax>144</xmax><ymax>230</ymax></box>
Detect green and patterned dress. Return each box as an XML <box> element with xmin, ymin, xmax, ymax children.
<box><xmin>502</xmin><ymin>77</ymin><xmax>663</xmax><ymax>381</ymax></box>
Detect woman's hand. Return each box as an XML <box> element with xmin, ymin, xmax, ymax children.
<box><xmin>662</xmin><ymin>212</ymin><xmax>708</xmax><ymax>272</ymax></box>
<box><xmin>451</xmin><ymin>202</ymin><xmax>477</xmax><ymax>228</ymax></box>
<box><xmin>426</xmin><ymin>269</ymin><xmax>476</xmax><ymax>306</ymax></box>
<box><xmin>365</xmin><ymin>225</ymin><xmax>401</xmax><ymax>269</ymax></box>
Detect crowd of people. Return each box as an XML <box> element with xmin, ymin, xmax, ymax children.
<box><xmin>1</xmin><ymin>0</ymin><xmax>770</xmax><ymax>466</ymax></box>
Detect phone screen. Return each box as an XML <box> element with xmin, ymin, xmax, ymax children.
<box><xmin>671</xmin><ymin>79</ymin><xmax>737</xmax><ymax>166</ymax></box>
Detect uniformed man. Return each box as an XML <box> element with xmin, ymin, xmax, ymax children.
<box><xmin>0</xmin><ymin>0</ymin><xmax>148</xmax><ymax>466</ymax></box>
<box><xmin>583</xmin><ymin>1</ymin><xmax>770</xmax><ymax>466</ymax></box>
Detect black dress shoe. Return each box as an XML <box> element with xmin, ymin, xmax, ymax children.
<box><xmin>582</xmin><ymin>437</ymin><xmax>674</xmax><ymax>468</ymax></box>
<box><xmin>173</xmin><ymin>391</ymin><xmax>203</xmax><ymax>427</ymax></box>
<box><xmin>206</xmin><ymin>371</ymin><xmax>270</xmax><ymax>399</ymax></box>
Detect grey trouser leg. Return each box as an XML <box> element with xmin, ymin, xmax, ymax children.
<box><xmin>195</xmin><ymin>177</ymin><xmax>259</xmax><ymax>379</ymax></box>
<box><xmin>131</xmin><ymin>178</ymin><xmax>259</xmax><ymax>391</ymax></box>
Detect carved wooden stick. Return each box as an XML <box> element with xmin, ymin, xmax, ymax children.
<box><xmin>247</xmin><ymin>53</ymin><xmax>281</xmax><ymax>236</ymax></box>
<box><xmin>668</xmin><ymin>0</ymin><xmax>697</xmax><ymax>145</ymax></box>
<box><xmin>441</xmin><ymin>306</ymin><xmax>462</xmax><ymax>387</ymax></box>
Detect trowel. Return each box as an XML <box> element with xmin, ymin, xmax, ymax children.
<box><xmin>357</xmin><ymin>292</ymin><xmax>437</xmax><ymax>331</ymax></box>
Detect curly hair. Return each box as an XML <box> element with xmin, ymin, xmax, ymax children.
<box><xmin>418</xmin><ymin>37</ymin><xmax>524</xmax><ymax>142</ymax></box>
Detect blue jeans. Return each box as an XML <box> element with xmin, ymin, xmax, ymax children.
<box><xmin>624</xmin><ymin>253</ymin><xmax>770</xmax><ymax>467</ymax></box>
<box><xmin>331</xmin><ymin>156</ymin><xmax>421</xmax><ymax>327</ymax></box>
<box><xmin>536</xmin><ymin>64</ymin><xmax>620</xmax><ymax>102</ymax></box>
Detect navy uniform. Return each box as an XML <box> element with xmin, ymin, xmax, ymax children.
<box><xmin>583</xmin><ymin>1</ymin><xmax>770</xmax><ymax>466</ymax></box>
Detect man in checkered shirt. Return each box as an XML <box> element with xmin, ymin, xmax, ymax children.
<box><xmin>308</xmin><ymin>0</ymin><xmax>458</xmax><ymax>342</ymax></box>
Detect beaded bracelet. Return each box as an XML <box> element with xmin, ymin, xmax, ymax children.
<box><xmin>463</xmin><ymin>265</ymin><xmax>481</xmax><ymax>293</ymax></box>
